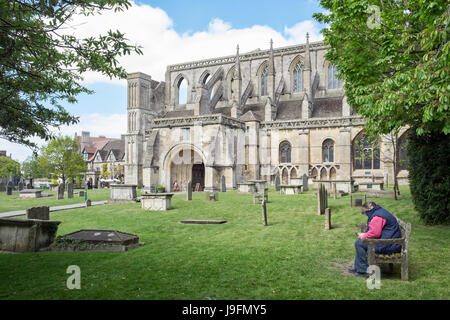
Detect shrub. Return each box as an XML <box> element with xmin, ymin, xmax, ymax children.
<box><xmin>408</xmin><ymin>131</ymin><xmax>450</xmax><ymax>225</ymax></box>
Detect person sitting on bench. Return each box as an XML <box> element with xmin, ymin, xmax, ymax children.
<box><xmin>349</xmin><ymin>201</ymin><xmax>402</xmax><ymax>278</ymax></box>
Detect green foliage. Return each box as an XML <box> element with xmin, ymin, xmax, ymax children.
<box><xmin>100</xmin><ymin>163</ymin><xmax>110</xmax><ymax>179</ymax></box>
<box><xmin>408</xmin><ymin>131</ymin><xmax>450</xmax><ymax>225</ymax></box>
<box><xmin>22</xmin><ymin>153</ymin><xmax>47</xmax><ymax>179</ymax></box>
<box><xmin>0</xmin><ymin>0</ymin><xmax>143</xmax><ymax>148</ymax></box>
<box><xmin>39</xmin><ymin>136</ymin><xmax>87</xmax><ymax>183</ymax></box>
<box><xmin>0</xmin><ymin>156</ymin><xmax>20</xmax><ymax>178</ymax></box>
<box><xmin>314</xmin><ymin>0</ymin><xmax>449</xmax><ymax>136</ymax></box>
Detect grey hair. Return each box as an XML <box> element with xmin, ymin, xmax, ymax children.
<box><xmin>362</xmin><ymin>201</ymin><xmax>377</xmax><ymax>209</ymax></box>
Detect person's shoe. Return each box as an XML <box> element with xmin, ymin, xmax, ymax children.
<box><xmin>354</xmin><ymin>272</ymin><xmax>370</xmax><ymax>278</ymax></box>
<box><xmin>347</xmin><ymin>268</ymin><xmax>358</xmax><ymax>274</ymax></box>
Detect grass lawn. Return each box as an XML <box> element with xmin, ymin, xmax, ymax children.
<box><xmin>0</xmin><ymin>186</ymin><xmax>449</xmax><ymax>300</ymax></box>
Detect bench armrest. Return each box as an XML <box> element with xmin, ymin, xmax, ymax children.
<box><xmin>362</xmin><ymin>237</ymin><xmax>405</xmax><ymax>245</ymax></box>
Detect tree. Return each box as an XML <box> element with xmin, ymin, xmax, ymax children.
<box><xmin>100</xmin><ymin>163</ymin><xmax>111</xmax><ymax>179</ymax></box>
<box><xmin>0</xmin><ymin>156</ymin><xmax>20</xmax><ymax>178</ymax></box>
<box><xmin>0</xmin><ymin>0</ymin><xmax>142</xmax><ymax>148</ymax></box>
<box><xmin>39</xmin><ymin>136</ymin><xmax>87</xmax><ymax>183</ymax></box>
<box><xmin>22</xmin><ymin>153</ymin><xmax>47</xmax><ymax>179</ymax></box>
<box><xmin>313</xmin><ymin>0</ymin><xmax>449</xmax><ymax>135</ymax></box>
<box><xmin>314</xmin><ymin>0</ymin><xmax>449</xmax><ymax>224</ymax></box>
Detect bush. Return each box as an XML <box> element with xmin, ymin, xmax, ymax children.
<box><xmin>408</xmin><ymin>131</ymin><xmax>450</xmax><ymax>225</ymax></box>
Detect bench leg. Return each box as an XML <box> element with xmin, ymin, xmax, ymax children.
<box><xmin>401</xmin><ymin>259</ymin><xmax>408</xmax><ymax>281</ymax></box>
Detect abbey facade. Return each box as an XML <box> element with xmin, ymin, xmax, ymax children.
<box><xmin>124</xmin><ymin>36</ymin><xmax>409</xmax><ymax>192</ymax></box>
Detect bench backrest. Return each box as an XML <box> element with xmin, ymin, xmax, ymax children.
<box><xmin>396</xmin><ymin>217</ymin><xmax>411</xmax><ymax>255</ymax></box>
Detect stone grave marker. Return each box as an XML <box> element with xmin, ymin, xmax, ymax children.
<box><xmin>85</xmin><ymin>199</ymin><xmax>92</xmax><ymax>207</ymax></box>
<box><xmin>317</xmin><ymin>183</ymin><xmax>328</xmax><ymax>215</ymax></box>
<box><xmin>324</xmin><ymin>208</ymin><xmax>331</xmax><ymax>230</ymax></box>
<box><xmin>261</xmin><ymin>200</ymin><xmax>268</xmax><ymax>226</ymax></box>
<box><xmin>67</xmin><ymin>182</ymin><xmax>73</xmax><ymax>199</ymax></box>
<box><xmin>57</xmin><ymin>183</ymin><xmax>65</xmax><ymax>199</ymax></box>
<box><xmin>18</xmin><ymin>181</ymin><xmax>24</xmax><ymax>191</ymax></box>
<box><xmin>0</xmin><ymin>182</ymin><xmax>5</xmax><ymax>192</ymax></box>
<box><xmin>6</xmin><ymin>181</ymin><xmax>13</xmax><ymax>195</ymax></box>
<box><xmin>79</xmin><ymin>190</ymin><xmax>85</xmax><ymax>197</ymax></box>
<box><xmin>186</xmin><ymin>181</ymin><xmax>192</xmax><ymax>201</ymax></box>
<box><xmin>26</xmin><ymin>206</ymin><xmax>50</xmax><ymax>220</ymax></box>
<box><xmin>275</xmin><ymin>175</ymin><xmax>280</xmax><ymax>191</ymax></box>
<box><xmin>302</xmin><ymin>174</ymin><xmax>309</xmax><ymax>192</ymax></box>
<box><xmin>26</xmin><ymin>182</ymin><xmax>32</xmax><ymax>189</ymax></box>
<box><xmin>221</xmin><ymin>176</ymin><xmax>226</xmax><ymax>192</ymax></box>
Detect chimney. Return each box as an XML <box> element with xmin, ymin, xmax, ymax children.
<box><xmin>81</xmin><ymin>131</ymin><xmax>91</xmax><ymax>149</ymax></box>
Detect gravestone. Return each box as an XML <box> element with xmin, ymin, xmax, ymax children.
<box><xmin>57</xmin><ymin>183</ymin><xmax>65</xmax><ymax>199</ymax></box>
<box><xmin>324</xmin><ymin>208</ymin><xmax>331</xmax><ymax>230</ymax></box>
<box><xmin>221</xmin><ymin>176</ymin><xmax>226</xmax><ymax>192</ymax></box>
<box><xmin>26</xmin><ymin>182</ymin><xmax>32</xmax><ymax>189</ymax></box>
<box><xmin>85</xmin><ymin>199</ymin><xmax>92</xmax><ymax>207</ymax></box>
<box><xmin>261</xmin><ymin>200</ymin><xmax>268</xmax><ymax>226</ymax></box>
<box><xmin>317</xmin><ymin>183</ymin><xmax>328</xmax><ymax>215</ymax></box>
<box><xmin>332</xmin><ymin>182</ymin><xmax>337</xmax><ymax>200</ymax></box>
<box><xmin>0</xmin><ymin>182</ymin><xmax>5</xmax><ymax>192</ymax></box>
<box><xmin>18</xmin><ymin>181</ymin><xmax>24</xmax><ymax>191</ymax></box>
<box><xmin>26</xmin><ymin>206</ymin><xmax>50</xmax><ymax>220</ymax></box>
<box><xmin>384</xmin><ymin>173</ymin><xmax>389</xmax><ymax>188</ymax></box>
<box><xmin>67</xmin><ymin>182</ymin><xmax>73</xmax><ymax>199</ymax></box>
<box><xmin>79</xmin><ymin>190</ymin><xmax>85</xmax><ymax>197</ymax></box>
<box><xmin>6</xmin><ymin>181</ymin><xmax>13</xmax><ymax>195</ymax></box>
<box><xmin>186</xmin><ymin>181</ymin><xmax>192</xmax><ymax>201</ymax></box>
<box><xmin>302</xmin><ymin>174</ymin><xmax>309</xmax><ymax>192</ymax></box>
<box><xmin>350</xmin><ymin>194</ymin><xmax>366</xmax><ymax>207</ymax></box>
<box><xmin>275</xmin><ymin>175</ymin><xmax>280</xmax><ymax>191</ymax></box>
<box><xmin>206</xmin><ymin>192</ymin><xmax>218</xmax><ymax>201</ymax></box>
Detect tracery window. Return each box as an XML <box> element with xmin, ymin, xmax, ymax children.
<box><xmin>261</xmin><ymin>66</ymin><xmax>268</xmax><ymax>96</ymax></box>
<box><xmin>293</xmin><ymin>62</ymin><xmax>303</xmax><ymax>93</ymax></box>
<box><xmin>328</xmin><ymin>65</ymin><xmax>343</xmax><ymax>89</ymax></box>
<box><xmin>322</xmin><ymin>139</ymin><xmax>334</xmax><ymax>163</ymax></box>
<box><xmin>279</xmin><ymin>141</ymin><xmax>291</xmax><ymax>163</ymax></box>
<box><xmin>353</xmin><ymin>132</ymin><xmax>380</xmax><ymax>170</ymax></box>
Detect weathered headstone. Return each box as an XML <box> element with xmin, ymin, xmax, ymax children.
<box><xmin>85</xmin><ymin>199</ymin><xmax>92</xmax><ymax>207</ymax></box>
<box><xmin>221</xmin><ymin>176</ymin><xmax>226</xmax><ymax>192</ymax></box>
<box><xmin>206</xmin><ymin>192</ymin><xmax>218</xmax><ymax>201</ymax></box>
<box><xmin>57</xmin><ymin>183</ymin><xmax>65</xmax><ymax>200</ymax></box>
<box><xmin>317</xmin><ymin>183</ymin><xmax>328</xmax><ymax>215</ymax></box>
<box><xmin>26</xmin><ymin>182</ymin><xmax>32</xmax><ymax>189</ymax></box>
<box><xmin>79</xmin><ymin>190</ymin><xmax>85</xmax><ymax>197</ymax></box>
<box><xmin>332</xmin><ymin>182</ymin><xmax>337</xmax><ymax>200</ymax></box>
<box><xmin>261</xmin><ymin>200</ymin><xmax>268</xmax><ymax>226</ymax></box>
<box><xmin>275</xmin><ymin>175</ymin><xmax>280</xmax><ymax>191</ymax></box>
<box><xmin>67</xmin><ymin>182</ymin><xmax>73</xmax><ymax>199</ymax></box>
<box><xmin>324</xmin><ymin>208</ymin><xmax>331</xmax><ymax>230</ymax></box>
<box><xmin>0</xmin><ymin>182</ymin><xmax>5</xmax><ymax>192</ymax></box>
<box><xmin>186</xmin><ymin>181</ymin><xmax>192</xmax><ymax>201</ymax></box>
<box><xmin>302</xmin><ymin>174</ymin><xmax>309</xmax><ymax>192</ymax></box>
<box><xmin>18</xmin><ymin>181</ymin><xmax>24</xmax><ymax>191</ymax></box>
<box><xmin>6</xmin><ymin>181</ymin><xmax>13</xmax><ymax>195</ymax></box>
<box><xmin>26</xmin><ymin>206</ymin><xmax>50</xmax><ymax>220</ymax></box>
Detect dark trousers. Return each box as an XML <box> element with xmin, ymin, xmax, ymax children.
<box><xmin>354</xmin><ymin>239</ymin><xmax>369</xmax><ymax>273</ymax></box>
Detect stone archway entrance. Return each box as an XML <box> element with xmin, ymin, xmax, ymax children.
<box><xmin>169</xmin><ymin>148</ymin><xmax>205</xmax><ymax>192</ymax></box>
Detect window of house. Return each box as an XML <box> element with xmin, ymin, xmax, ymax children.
<box><xmin>181</xmin><ymin>128</ymin><xmax>190</xmax><ymax>141</ymax></box>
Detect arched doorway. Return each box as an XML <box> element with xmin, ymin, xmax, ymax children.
<box><xmin>191</xmin><ymin>163</ymin><xmax>205</xmax><ymax>191</ymax></box>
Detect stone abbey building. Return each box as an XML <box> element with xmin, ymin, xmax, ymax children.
<box><xmin>124</xmin><ymin>36</ymin><xmax>409</xmax><ymax>192</ymax></box>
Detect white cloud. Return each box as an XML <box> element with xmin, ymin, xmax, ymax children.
<box><xmin>1</xmin><ymin>114</ymin><xmax>126</xmax><ymax>163</ymax></box>
<box><xmin>63</xmin><ymin>1</ymin><xmax>323</xmax><ymax>84</ymax></box>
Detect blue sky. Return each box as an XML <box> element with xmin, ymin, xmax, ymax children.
<box><xmin>2</xmin><ymin>0</ymin><xmax>327</xmax><ymax>162</ymax></box>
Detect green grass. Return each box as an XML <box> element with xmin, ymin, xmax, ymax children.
<box><xmin>0</xmin><ymin>188</ymin><xmax>111</xmax><ymax>212</ymax></box>
<box><xmin>0</xmin><ymin>186</ymin><xmax>449</xmax><ymax>300</ymax></box>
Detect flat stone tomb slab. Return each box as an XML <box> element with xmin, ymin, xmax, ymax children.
<box><xmin>19</xmin><ymin>189</ymin><xmax>42</xmax><ymax>199</ymax></box>
<box><xmin>237</xmin><ymin>183</ymin><xmax>256</xmax><ymax>194</ymax></box>
<box><xmin>179</xmin><ymin>220</ymin><xmax>227</xmax><ymax>224</ymax></box>
<box><xmin>50</xmin><ymin>229</ymin><xmax>142</xmax><ymax>252</ymax></box>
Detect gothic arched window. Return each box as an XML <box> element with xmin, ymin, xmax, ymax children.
<box><xmin>261</xmin><ymin>66</ymin><xmax>268</xmax><ymax>96</ymax></box>
<box><xmin>279</xmin><ymin>141</ymin><xmax>291</xmax><ymax>163</ymax></box>
<box><xmin>353</xmin><ymin>132</ymin><xmax>380</xmax><ymax>170</ymax></box>
<box><xmin>178</xmin><ymin>77</ymin><xmax>188</xmax><ymax>104</ymax></box>
<box><xmin>322</xmin><ymin>139</ymin><xmax>335</xmax><ymax>163</ymax></box>
<box><xmin>293</xmin><ymin>62</ymin><xmax>303</xmax><ymax>93</ymax></box>
<box><xmin>328</xmin><ymin>65</ymin><xmax>343</xmax><ymax>89</ymax></box>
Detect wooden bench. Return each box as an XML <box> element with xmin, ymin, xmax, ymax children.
<box><xmin>253</xmin><ymin>188</ymin><xmax>269</xmax><ymax>204</ymax></box>
<box><xmin>356</xmin><ymin>216</ymin><xmax>411</xmax><ymax>281</ymax></box>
